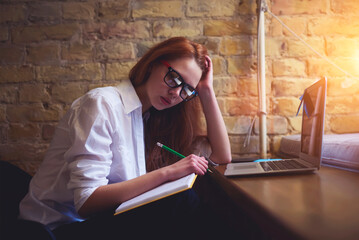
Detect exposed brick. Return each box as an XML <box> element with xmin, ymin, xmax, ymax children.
<box><xmin>0</xmin><ymin>4</ymin><xmax>26</xmax><ymax>23</ymax></box>
<box><xmin>225</xmin><ymin>97</ymin><xmax>259</xmax><ymax>116</ymax></box>
<box><xmin>0</xmin><ymin>105</ymin><xmax>6</xmax><ymax>122</ymax></box>
<box><xmin>219</xmin><ymin>36</ymin><xmax>251</xmax><ymax>56</ymax></box>
<box><xmin>0</xmin><ymin>143</ymin><xmax>48</xmax><ymax>165</ymax></box>
<box><xmin>187</xmin><ymin>0</ymin><xmax>237</xmax><ymax>17</ymax></box>
<box><xmin>213</xmin><ymin>76</ymin><xmax>238</xmax><ymax>97</ymax></box>
<box><xmin>272</xmin><ymin>78</ymin><xmax>314</xmax><ymax>97</ymax></box>
<box><xmin>106</xmin><ymin>62</ymin><xmax>136</xmax><ymax>81</ymax></box>
<box><xmin>62</xmin><ymin>42</ymin><xmax>93</xmax><ymax>61</ymax></box>
<box><xmin>273</xmin><ymin>97</ymin><xmax>301</xmax><ymax>116</ymax></box>
<box><xmin>0</xmin><ymin>0</ymin><xmax>359</xmax><ymax>163</ymax></box>
<box><xmin>133</xmin><ymin>1</ymin><xmax>183</xmax><ymax>18</ymax></box>
<box><xmin>0</xmin><ymin>45</ymin><xmax>24</xmax><ymax>64</ymax></box>
<box><xmin>42</xmin><ymin>124</ymin><xmax>56</xmax><ymax>140</ymax></box>
<box><xmin>227</xmin><ymin>56</ymin><xmax>255</xmax><ymax>76</ymax></box>
<box><xmin>272</xmin><ymin>58</ymin><xmax>306</xmax><ymax>77</ymax></box>
<box><xmin>307</xmin><ymin>58</ymin><xmax>359</xmax><ymax>77</ymax></box>
<box><xmin>286</xmin><ymin>37</ymin><xmax>325</xmax><ymax>57</ymax></box>
<box><xmin>288</xmin><ymin>116</ymin><xmax>302</xmax><ymax>133</ymax></box>
<box><xmin>331</xmin><ymin>0</ymin><xmax>359</xmax><ymax>14</ymax></box>
<box><xmin>83</xmin><ymin>21</ymin><xmax>150</xmax><ymax>40</ymax></box>
<box><xmin>37</xmin><ymin>63</ymin><xmax>102</xmax><ymax>82</ymax></box>
<box><xmin>0</xmin><ymin>27</ymin><xmax>8</xmax><ymax>41</ymax></box>
<box><xmin>63</xmin><ymin>2</ymin><xmax>95</xmax><ymax>20</ymax></box>
<box><xmin>223</xmin><ymin>116</ymin><xmax>252</xmax><ymax>135</ymax></box>
<box><xmin>211</xmin><ymin>56</ymin><xmax>226</xmax><ymax>76</ymax></box>
<box><xmin>12</xmin><ymin>24</ymin><xmax>79</xmax><ymax>43</ymax></box>
<box><xmin>327</xmin><ymin>77</ymin><xmax>359</xmax><ymax>97</ymax></box>
<box><xmin>12</xmin><ymin>26</ymin><xmax>44</xmax><ymax>43</ymax></box>
<box><xmin>0</xmin><ymin>124</ymin><xmax>6</xmax><ymax>143</ymax></box>
<box><xmin>204</xmin><ymin>19</ymin><xmax>255</xmax><ymax>36</ymax></box>
<box><xmin>192</xmin><ymin>37</ymin><xmax>220</xmax><ymax>55</ymax></box>
<box><xmin>98</xmin><ymin>1</ymin><xmax>129</xmax><ymax>19</ymax></box>
<box><xmin>308</xmin><ymin>17</ymin><xmax>359</xmax><ymax>37</ymax></box>
<box><xmin>330</xmin><ymin>115</ymin><xmax>359</xmax><ymax>133</ymax></box>
<box><xmin>52</xmin><ymin>83</ymin><xmax>87</xmax><ymax>104</ymax></box>
<box><xmin>262</xmin><ymin>37</ymin><xmax>287</xmax><ymax>57</ymax></box>
<box><xmin>0</xmin><ymin>66</ymin><xmax>34</xmax><ymax>83</ymax></box>
<box><xmin>0</xmin><ymin>85</ymin><xmax>18</xmax><ymax>103</ymax></box>
<box><xmin>9</xmin><ymin>123</ymin><xmax>40</xmax><ymax>140</ymax></box>
<box><xmin>270</xmin><ymin>16</ymin><xmax>308</xmax><ymax>37</ymax></box>
<box><xmin>136</xmin><ymin>40</ymin><xmax>160</xmax><ymax>58</ymax></box>
<box><xmin>96</xmin><ymin>40</ymin><xmax>135</xmax><ymax>60</ymax></box>
<box><xmin>28</xmin><ymin>2</ymin><xmax>61</xmax><ymax>22</ymax></box>
<box><xmin>272</xmin><ymin>135</ymin><xmax>283</xmax><ymax>154</ymax></box>
<box><xmin>26</xmin><ymin>43</ymin><xmax>60</xmax><ymax>65</ymax></box>
<box><xmin>153</xmin><ymin>20</ymin><xmax>202</xmax><ymax>38</ymax></box>
<box><xmin>326</xmin><ymin>96</ymin><xmax>359</xmax><ymax>114</ymax></box>
<box><xmin>19</xmin><ymin>84</ymin><xmax>50</xmax><ymax>103</ymax></box>
<box><xmin>238</xmin><ymin>77</ymin><xmax>271</xmax><ymax>97</ymax></box>
<box><xmin>230</xmin><ymin>135</ymin><xmax>270</xmax><ymax>155</ymax></box>
<box><xmin>238</xmin><ymin>0</ymin><xmax>257</xmax><ymax>15</ymax></box>
<box><xmin>326</xmin><ymin>37</ymin><xmax>359</xmax><ymax>57</ymax></box>
<box><xmin>307</xmin><ymin>58</ymin><xmax>338</xmax><ymax>77</ymax></box>
<box><xmin>272</xmin><ymin>0</ymin><xmax>327</xmax><ymax>15</ymax></box>
<box><xmin>7</xmin><ymin>103</ymin><xmax>62</xmax><ymax>122</ymax></box>
<box><xmin>254</xmin><ymin>115</ymin><xmax>288</xmax><ymax>135</ymax></box>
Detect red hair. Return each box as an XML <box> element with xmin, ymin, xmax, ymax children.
<box><xmin>129</xmin><ymin>37</ymin><xmax>208</xmax><ymax>171</ymax></box>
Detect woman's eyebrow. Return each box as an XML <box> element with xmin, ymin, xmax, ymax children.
<box><xmin>174</xmin><ymin>68</ymin><xmax>196</xmax><ymax>89</ymax></box>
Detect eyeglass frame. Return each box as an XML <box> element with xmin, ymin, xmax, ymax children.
<box><xmin>160</xmin><ymin>60</ymin><xmax>199</xmax><ymax>102</ymax></box>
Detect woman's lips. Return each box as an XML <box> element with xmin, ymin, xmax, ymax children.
<box><xmin>160</xmin><ymin>96</ymin><xmax>171</xmax><ymax>105</ymax></box>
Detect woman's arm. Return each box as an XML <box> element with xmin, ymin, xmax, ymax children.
<box><xmin>197</xmin><ymin>56</ymin><xmax>232</xmax><ymax>164</ymax></box>
<box><xmin>78</xmin><ymin>154</ymin><xmax>208</xmax><ymax>217</ymax></box>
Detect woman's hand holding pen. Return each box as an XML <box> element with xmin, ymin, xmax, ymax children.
<box><xmin>163</xmin><ymin>154</ymin><xmax>208</xmax><ymax>182</ymax></box>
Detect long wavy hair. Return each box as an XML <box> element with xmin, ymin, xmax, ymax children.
<box><xmin>129</xmin><ymin>37</ymin><xmax>208</xmax><ymax>172</ymax></box>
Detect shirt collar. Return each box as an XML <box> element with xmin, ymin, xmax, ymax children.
<box><xmin>115</xmin><ymin>80</ymin><xmax>142</xmax><ymax>115</ymax></box>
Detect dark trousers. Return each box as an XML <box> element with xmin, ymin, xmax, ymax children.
<box><xmin>53</xmin><ymin>190</ymin><xmax>203</xmax><ymax>240</ymax></box>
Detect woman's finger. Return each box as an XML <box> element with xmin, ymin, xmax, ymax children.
<box><xmin>193</xmin><ymin>156</ymin><xmax>208</xmax><ymax>175</ymax></box>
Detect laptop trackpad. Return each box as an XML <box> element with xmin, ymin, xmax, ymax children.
<box><xmin>225</xmin><ymin>162</ymin><xmax>263</xmax><ymax>175</ymax></box>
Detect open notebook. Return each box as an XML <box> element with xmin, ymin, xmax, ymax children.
<box><xmin>115</xmin><ymin>173</ymin><xmax>197</xmax><ymax>215</ymax></box>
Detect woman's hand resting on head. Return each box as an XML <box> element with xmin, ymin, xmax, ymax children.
<box><xmin>196</xmin><ymin>55</ymin><xmax>214</xmax><ymax>96</ymax></box>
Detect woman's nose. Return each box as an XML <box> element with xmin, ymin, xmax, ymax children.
<box><xmin>168</xmin><ymin>87</ymin><xmax>181</xmax><ymax>98</ymax></box>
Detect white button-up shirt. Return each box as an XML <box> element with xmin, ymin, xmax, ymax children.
<box><xmin>19</xmin><ymin>80</ymin><xmax>146</xmax><ymax>230</ymax></box>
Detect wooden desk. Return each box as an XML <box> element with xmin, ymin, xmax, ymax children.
<box><xmin>201</xmin><ymin>165</ymin><xmax>359</xmax><ymax>240</ymax></box>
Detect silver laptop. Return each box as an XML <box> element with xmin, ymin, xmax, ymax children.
<box><xmin>225</xmin><ymin>77</ymin><xmax>327</xmax><ymax>176</ymax></box>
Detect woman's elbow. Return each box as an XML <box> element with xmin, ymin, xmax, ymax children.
<box><xmin>210</xmin><ymin>153</ymin><xmax>232</xmax><ymax>164</ymax></box>
<box><xmin>220</xmin><ymin>155</ymin><xmax>232</xmax><ymax>164</ymax></box>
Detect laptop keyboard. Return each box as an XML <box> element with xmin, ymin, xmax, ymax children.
<box><xmin>259</xmin><ymin>159</ymin><xmax>308</xmax><ymax>172</ymax></box>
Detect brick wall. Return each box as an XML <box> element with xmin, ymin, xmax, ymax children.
<box><xmin>1</xmin><ymin>0</ymin><xmax>359</xmax><ymax>174</ymax></box>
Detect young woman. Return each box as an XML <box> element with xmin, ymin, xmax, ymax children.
<box><xmin>19</xmin><ymin>37</ymin><xmax>231</xmax><ymax>239</ymax></box>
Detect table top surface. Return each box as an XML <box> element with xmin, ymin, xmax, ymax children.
<box><xmin>213</xmin><ymin>165</ymin><xmax>359</xmax><ymax>240</ymax></box>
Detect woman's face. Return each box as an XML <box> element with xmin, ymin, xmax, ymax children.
<box><xmin>145</xmin><ymin>57</ymin><xmax>202</xmax><ymax>111</ymax></box>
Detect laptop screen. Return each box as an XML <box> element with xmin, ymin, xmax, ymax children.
<box><xmin>300</xmin><ymin>77</ymin><xmax>327</xmax><ymax>167</ymax></box>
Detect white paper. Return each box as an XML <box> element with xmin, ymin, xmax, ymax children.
<box><xmin>115</xmin><ymin>173</ymin><xmax>196</xmax><ymax>214</ymax></box>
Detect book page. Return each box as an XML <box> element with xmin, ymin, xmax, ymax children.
<box><xmin>115</xmin><ymin>173</ymin><xmax>197</xmax><ymax>214</ymax></box>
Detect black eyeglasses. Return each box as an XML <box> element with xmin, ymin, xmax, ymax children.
<box><xmin>160</xmin><ymin>60</ymin><xmax>198</xmax><ymax>102</ymax></box>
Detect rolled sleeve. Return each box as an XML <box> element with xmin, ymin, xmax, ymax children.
<box><xmin>65</xmin><ymin>94</ymin><xmax>115</xmax><ymax>212</ymax></box>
